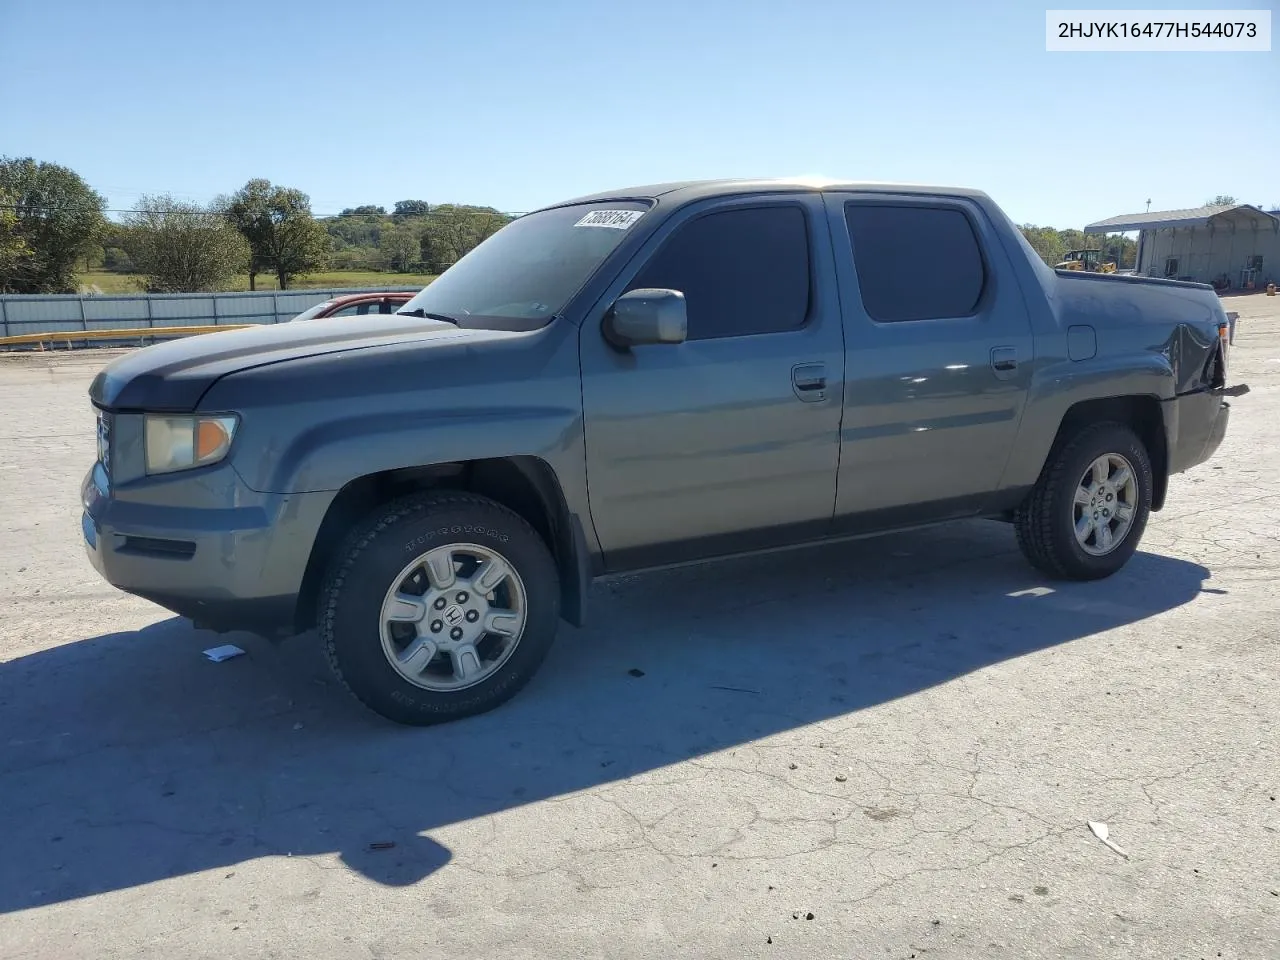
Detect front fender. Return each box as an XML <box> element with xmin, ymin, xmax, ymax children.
<box><xmin>232</xmin><ymin>402</ymin><xmax>596</xmax><ymax>628</ymax></box>
<box><xmin>199</xmin><ymin>320</ymin><xmax>603</xmax><ymax>628</ymax></box>
<box><xmin>236</xmin><ymin>404</ymin><xmax>584</xmax><ymax>496</ymax></box>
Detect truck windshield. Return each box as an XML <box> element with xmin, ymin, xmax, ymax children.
<box><xmin>397</xmin><ymin>200</ymin><xmax>652</xmax><ymax>330</ymax></box>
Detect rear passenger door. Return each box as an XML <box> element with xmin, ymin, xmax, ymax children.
<box><xmin>823</xmin><ymin>193</ymin><xmax>1035</xmax><ymax>529</ymax></box>
<box><xmin>579</xmin><ymin>194</ymin><xmax>846</xmax><ymax>571</ymax></box>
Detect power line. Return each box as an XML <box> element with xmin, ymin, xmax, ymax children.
<box><xmin>96</xmin><ymin>259</ymin><xmax>450</xmax><ymax>270</ymax></box>
<box><xmin>0</xmin><ymin>203</ymin><xmax>526</xmax><ymax>221</ymax></box>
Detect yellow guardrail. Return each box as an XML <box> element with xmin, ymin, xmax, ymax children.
<box><xmin>0</xmin><ymin>323</ymin><xmax>254</xmax><ymax>350</ymax></box>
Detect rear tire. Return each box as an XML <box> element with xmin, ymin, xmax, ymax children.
<box><xmin>318</xmin><ymin>491</ymin><xmax>560</xmax><ymax>725</ymax></box>
<box><xmin>1014</xmin><ymin>422</ymin><xmax>1153</xmax><ymax>580</ymax></box>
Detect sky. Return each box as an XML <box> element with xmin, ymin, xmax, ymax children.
<box><xmin>2</xmin><ymin>0</ymin><xmax>1277</xmax><ymax>228</ymax></box>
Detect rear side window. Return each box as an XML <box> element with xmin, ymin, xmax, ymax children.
<box><xmin>844</xmin><ymin>203</ymin><xmax>985</xmax><ymax>322</ymax></box>
<box><xmin>628</xmin><ymin>206</ymin><xmax>810</xmax><ymax>340</ymax></box>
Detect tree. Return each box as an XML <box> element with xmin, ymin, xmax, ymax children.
<box><xmin>1018</xmin><ymin>224</ymin><xmax>1066</xmax><ymax>267</ymax></box>
<box><xmin>121</xmin><ymin>195</ymin><xmax>248</xmax><ymax>292</ymax></box>
<box><xmin>102</xmin><ymin>245</ymin><xmax>135</xmax><ymax>272</ymax></box>
<box><xmin>221</xmin><ymin>178</ymin><xmax>331</xmax><ymax>290</ymax></box>
<box><xmin>393</xmin><ymin>199</ymin><xmax>431</xmax><ymax>219</ymax></box>
<box><xmin>0</xmin><ymin>156</ymin><xmax>106</xmax><ymax>293</ymax></box>
<box><xmin>339</xmin><ymin>204</ymin><xmax>386</xmax><ymax>217</ymax></box>
<box><xmin>418</xmin><ymin>205</ymin><xmax>512</xmax><ymax>272</ymax></box>
<box><xmin>0</xmin><ymin>188</ymin><xmax>32</xmax><ymax>287</ymax></box>
<box><xmin>379</xmin><ymin>224</ymin><xmax>421</xmax><ymax>272</ymax></box>
<box><xmin>325</xmin><ymin>214</ymin><xmax>383</xmax><ymax>250</ymax></box>
<box><xmin>1018</xmin><ymin>224</ymin><xmax>1136</xmax><ymax>269</ymax></box>
<box><xmin>1207</xmin><ymin>194</ymin><xmax>1237</xmax><ymax>207</ymax></box>
<box><xmin>329</xmin><ymin>245</ymin><xmax>379</xmax><ymax>270</ymax></box>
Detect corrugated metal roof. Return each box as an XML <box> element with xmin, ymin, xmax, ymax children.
<box><xmin>1084</xmin><ymin>203</ymin><xmax>1279</xmax><ymax>233</ymax></box>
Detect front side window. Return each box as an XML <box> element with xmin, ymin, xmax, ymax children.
<box><xmin>398</xmin><ymin>200</ymin><xmax>651</xmax><ymax>330</ymax></box>
<box><xmin>627</xmin><ymin>205</ymin><xmax>810</xmax><ymax>340</ymax></box>
<box><xmin>844</xmin><ymin>203</ymin><xmax>986</xmax><ymax>322</ymax></box>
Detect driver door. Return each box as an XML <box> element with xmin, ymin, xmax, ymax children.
<box><xmin>578</xmin><ymin>193</ymin><xmax>846</xmax><ymax>571</ymax></box>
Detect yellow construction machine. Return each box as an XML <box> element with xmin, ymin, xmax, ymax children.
<box><xmin>1055</xmin><ymin>249</ymin><xmax>1117</xmax><ymax>273</ymax></box>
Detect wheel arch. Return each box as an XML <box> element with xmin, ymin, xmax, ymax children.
<box><xmin>295</xmin><ymin>456</ymin><xmax>591</xmax><ymax>634</ymax></box>
<box><xmin>1048</xmin><ymin>395</ymin><xmax>1169</xmax><ymax>510</ymax></box>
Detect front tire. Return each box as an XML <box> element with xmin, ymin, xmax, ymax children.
<box><xmin>318</xmin><ymin>492</ymin><xmax>561</xmax><ymax>725</ymax></box>
<box><xmin>1014</xmin><ymin>422</ymin><xmax>1153</xmax><ymax>580</ymax></box>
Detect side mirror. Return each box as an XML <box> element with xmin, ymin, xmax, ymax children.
<box><xmin>603</xmin><ymin>288</ymin><xmax>687</xmax><ymax>348</ymax></box>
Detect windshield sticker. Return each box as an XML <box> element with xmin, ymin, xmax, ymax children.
<box><xmin>574</xmin><ymin>209</ymin><xmax>644</xmax><ymax>229</ymax></box>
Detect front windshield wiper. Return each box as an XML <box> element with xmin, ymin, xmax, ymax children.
<box><xmin>395</xmin><ymin>308</ymin><xmax>459</xmax><ymax>325</ymax></box>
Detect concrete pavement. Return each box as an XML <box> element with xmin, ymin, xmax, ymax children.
<box><xmin>1</xmin><ymin>297</ymin><xmax>1277</xmax><ymax>959</ymax></box>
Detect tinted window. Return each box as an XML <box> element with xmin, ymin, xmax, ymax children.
<box><xmin>328</xmin><ymin>304</ymin><xmax>364</xmax><ymax>317</ymax></box>
<box><xmin>629</xmin><ymin>206</ymin><xmax>810</xmax><ymax>340</ymax></box>
<box><xmin>844</xmin><ymin>204</ymin><xmax>985</xmax><ymax>322</ymax></box>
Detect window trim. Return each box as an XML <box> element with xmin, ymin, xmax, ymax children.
<box><xmin>842</xmin><ymin>197</ymin><xmax>993</xmax><ymax>325</ymax></box>
<box><xmin>622</xmin><ymin>199</ymin><xmax>816</xmax><ymax>341</ymax></box>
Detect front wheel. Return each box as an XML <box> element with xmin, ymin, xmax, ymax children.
<box><xmin>318</xmin><ymin>492</ymin><xmax>561</xmax><ymax>725</ymax></box>
<box><xmin>1014</xmin><ymin>422</ymin><xmax>1153</xmax><ymax>580</ymax></box>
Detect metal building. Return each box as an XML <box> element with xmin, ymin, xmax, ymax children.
<box><xmin>1084</xmin><ymin>204</ymin><xmax>1279</xmax><ymax>291</ymax></box>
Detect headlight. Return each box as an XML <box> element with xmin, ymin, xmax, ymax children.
<box><xmin>144</xmin><ymin>414</ymin><xmax>239</xmax><ymax>475</ymax></box>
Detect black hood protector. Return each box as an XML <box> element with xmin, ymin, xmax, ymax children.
<box><xmin>89</xmin><ymin>315</ymin><xmax>456</xmax><ymax>412</ymax></box>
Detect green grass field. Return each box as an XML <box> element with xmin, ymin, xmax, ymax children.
<box><xmin>77</xmin><ymin>270</ymin><xmax>436</xmax><ymax>295</ymax></box>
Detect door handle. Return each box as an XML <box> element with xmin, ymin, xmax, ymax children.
<box><xmin>990</xmin><ymin>346</ymin><xmax>1018</xmax><ymax>379</ymax></box>
<box><xmin>792</xmin><ymin>362</ymin><xmax>827</xmax><ymax>402</ymax></box>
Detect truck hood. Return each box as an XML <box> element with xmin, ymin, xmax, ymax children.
<box><xmin>89</xmin><ymin>314</ymin><xmax>464</xmax><ymax>411</ymax></box>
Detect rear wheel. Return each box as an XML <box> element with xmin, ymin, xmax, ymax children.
<box><xmin>318</xmin><ymin>492</ymin><xmax>560</xmax><ymax>725</ymax></box>
<box><xmin>1014</xmin><ymin>422</ymin><xmax>1153</xmax><ymax>580</ymax></box>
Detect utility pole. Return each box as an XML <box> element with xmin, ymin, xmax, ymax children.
<box><xmin>1145</xmin><ymin>199</ymin><xmax>1152</xmax><ymax>212</ymax></box>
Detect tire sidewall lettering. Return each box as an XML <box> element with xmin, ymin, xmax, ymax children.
<box><xmin>404</xmin><ymin>524</ymin><xmax>510</xmax><ymax>553</ymax></box>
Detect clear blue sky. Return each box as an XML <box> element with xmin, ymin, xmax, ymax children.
<box><xmin>2</xmin><ymin>0</ymin><xmax>1276</xmax><ymax>227</ymax></box>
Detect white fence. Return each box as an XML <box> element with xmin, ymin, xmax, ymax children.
<box><xmin>0</xmin><ymin>287</ymin><xmax>424</xmax><ymax>340</ymax></box>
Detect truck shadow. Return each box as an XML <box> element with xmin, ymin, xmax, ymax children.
<box><xmin>0</xmin><ymin>520</ymin><xmax>1212</xmax><ymax>913</ymax></box>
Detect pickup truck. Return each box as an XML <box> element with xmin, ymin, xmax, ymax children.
<box><xmin>82</xmin><ymin>178</ymin><xmax>1243</xmax><ymax>726</ymax></box>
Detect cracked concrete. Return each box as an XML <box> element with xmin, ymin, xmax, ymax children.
<box><xmin>1</xmin><ymin>294</ymin><xmax>1278</xmax><ymax>959</ymax></box>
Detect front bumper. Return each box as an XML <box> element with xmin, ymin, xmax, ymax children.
<box><xmin>81</xmin><ymin>460</ymin><xmax>335</xmax><ymax>635</ymax></box>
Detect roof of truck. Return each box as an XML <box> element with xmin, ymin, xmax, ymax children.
<box><xmin>545</xmin><ymin>178</ymin><xmax>992</xmax><ymax>210</ymax></box>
